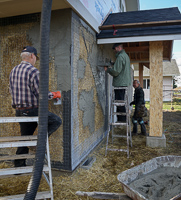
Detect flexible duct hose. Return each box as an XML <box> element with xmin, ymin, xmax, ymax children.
<box><xmin>24</xmin><ymin>0</ymin><xmax>52</xmax><ymax>199</ymax></box>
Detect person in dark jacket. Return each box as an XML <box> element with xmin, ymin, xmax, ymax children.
<box><xmin>130</xmin><ymin>80</ymin><xmax>147</xmax><ymax>135</ymax></box>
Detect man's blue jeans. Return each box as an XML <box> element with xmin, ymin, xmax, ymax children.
<box><xmin>15</xmin><ymin>107</ymin><xmax>62</xmax><ymax>167</ymax></box>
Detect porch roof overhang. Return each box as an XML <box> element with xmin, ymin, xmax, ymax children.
<box><xmin>97</xmin><ymin>7</ymin><xmax>181</xmax><ymax>63</ymax></box>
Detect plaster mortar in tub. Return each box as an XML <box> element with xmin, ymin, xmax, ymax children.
<box><xmin>117</xmin><ymin>156</ymin><xmax>181</xmax><ymax>200</ymax></box>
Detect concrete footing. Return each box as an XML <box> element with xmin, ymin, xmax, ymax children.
<box><xmin>146</xmin><ymin>134</ymin><xmax>166</xmax><ymax>148</ymax></box>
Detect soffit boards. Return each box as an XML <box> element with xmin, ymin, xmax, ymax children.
<box><xmin>0</xmin><ymin>0</ymin><xmax>70</xmax><ymax>18</ymax></box>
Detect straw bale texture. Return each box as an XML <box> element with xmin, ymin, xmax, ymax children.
<box><xmin>48</xmin><ymin>58</ymin><xmax>63</xmax><ymax>162</ymax></box>
<box><xmin>0</xmin><ymin>22</ymin><xmax>63</xmax><ymax>162</ymax></box>
<box><xmin>0</xmin><ymin>23</ymin><xmax>35</xmax><ymax>156</ymax></box>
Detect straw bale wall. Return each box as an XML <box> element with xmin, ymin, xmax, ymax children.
<box><xmin>0</xmin><ymin>15</ymin><xmax>63</xmax><ymax>162</ymax></box>
<box><xmin>0</xmin><ymin>9</ymin><xmax>115</xmax><ymax>171</ymax></box>
<box><xmin>0</xmin><ymin>22</ymin><xmax>36</xmax><ymax>156</ymax></box>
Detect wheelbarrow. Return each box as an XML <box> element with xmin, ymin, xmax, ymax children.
<box><xmin>117</xmin><ymin>155</ymin><xmax>181</xmax><ymax>200</ymax></box>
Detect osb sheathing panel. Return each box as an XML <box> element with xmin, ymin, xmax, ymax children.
<box><xmin>78</xmin><ymin>27</ymin><xmax>104</xmax><ymax>147</ymax></box>
<box><xmin>0</xmin><ymin>23</ymin><xmax>63</xmax><ymax>162</ymax></box>
<box><xmin>149</xmin><ymin>41</ymin><xmax>163</xmax><ymax>137</ymax></box>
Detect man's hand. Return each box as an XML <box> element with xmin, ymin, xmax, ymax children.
<box><xmin>104</xmin><ymin>66</ymin><xmax>108</xmax><ymax>71</ymax></box>
<box><xmin>110</xmin><ymin>60</ymin><xmax>115</xmax><ymax>65</ymax></box>
<box><xmin>48</xmin><ymin>92</ymin><xmax>54</xmax><ymax>100</ymax></box>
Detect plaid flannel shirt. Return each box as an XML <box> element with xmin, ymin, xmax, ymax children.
<box><xmin>9</xmin><ymin>61</ymin><xmax>39</xmax><ymax>108</ymax></box>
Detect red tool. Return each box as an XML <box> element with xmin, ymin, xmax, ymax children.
<box><xmin>51</xmin><ymin>91</ymin><xmax>61</xmax><ymax>99</ymax></box>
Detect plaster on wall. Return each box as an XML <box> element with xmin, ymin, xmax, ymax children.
<box><xmin>79</xmin><ymin>89</ymin><xmax>95</xmax><ymax>133</ymax></box>
<box><xmin>28</xmin><ymin>9</ymin><xmax>72</xmax><ymax>92</ymax></box>
<box><xmin>77</xmin><ymin>58</ymin><xmax>86</xmax><ymax>79</ymax></box>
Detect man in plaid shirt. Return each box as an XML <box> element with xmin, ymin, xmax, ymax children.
<box><xmin>9</xmin><ymin>46</ymin><xmax>62</xmax><ymax>167</ymax></box>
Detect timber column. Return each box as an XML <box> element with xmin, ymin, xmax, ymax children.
<box><xmin>146</xmin><ymin>41</ymin><xmax>166</xmax><ymax>147</ymax></box>
<box><xmin>139</xmin><ymin>63</ymin><xmax>143</xmax><ymax>88</ymax></box>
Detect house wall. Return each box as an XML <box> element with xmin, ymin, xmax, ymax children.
<box><xmin>71</xmin><ymin>11</ymin><xmax>115</xmax><ymax>170</ymax></box>
<box><xmin>0</xmin><ymin>13</ymin><xmax>41</xmax><ymax>157</ymax></box>
<box><xmin>67</xmin><ymin>0</ymin><xmax>121</xmax><ymax>32</ymax></box>
<box><xmin>0</xmin><ymin>9</ymin><xmax>73</xmax><ymax>170</ymax></box>
<box><xmin>28</xmin><ymin>9</ymin><xmax>73</xmax><ymax>170</ymax></box>
<box><xmin>0</xmin><ymin>8</ymin><xmax>116</xmax><ymax>171</ymax></box>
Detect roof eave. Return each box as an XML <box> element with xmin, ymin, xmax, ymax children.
<box><xmin>97</xmin><ymin>34</ymin><xmax>181</xmax><ymax>44</ymax></box>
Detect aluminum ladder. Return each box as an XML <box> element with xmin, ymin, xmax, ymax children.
<box><xmin>105</xmin><ymin>87</ymin><xmax>132</xmax><ymax>158</ymax></box>
<box><xmin>0</xmin><ymin>117</ymin><xmax>53</xmax><ymax>200</ymax></box>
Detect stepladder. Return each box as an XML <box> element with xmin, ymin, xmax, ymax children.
<box><xmin>0</xmin><ymin>117</ymin><xmax>53</xmax><ymax>200</ymax></box>
<box><xmin>105</xmin><ymin>87</ymin><xmax>132</xmax><ymax>158</ymax></box>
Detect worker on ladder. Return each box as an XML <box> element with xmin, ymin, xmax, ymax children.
<box><xmin>104</xmin><ymin>43</ymin><xmax>131</xmax><ymax>122</ymax></box>
<box><xmin>130</xmin><ymin>80</ymin><xmax>147</xmax><ymax>136</ymax></box>
<box><xmin>9</xmin><ymin>46</ymin><xmax>62</xmax><ymax>168</ymax></box>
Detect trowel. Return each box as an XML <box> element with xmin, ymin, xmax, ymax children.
<box><xmin>97</xmin><ymin>58</ymin><xmax>114</xmax><ymax>67</ymax></box>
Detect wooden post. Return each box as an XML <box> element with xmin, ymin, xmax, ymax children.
<box><xmin>139</xmin><ymin>63</ymin><xmax>143</xmax><ymax>88</ymax></box>
<box><xmin>149</xmin><ymin>41</ymin><xmax>163</xmax><ymax>137</ymax></box>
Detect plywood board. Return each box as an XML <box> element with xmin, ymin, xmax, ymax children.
<box><xmin>149</xmin><ymin>41</ymin><xmax>163</xmax><ymax>137</ymax></box>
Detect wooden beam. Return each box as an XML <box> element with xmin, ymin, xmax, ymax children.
<box><xmin>99</xmin><ymin>19</ymin><xmax>181</xmax><ymax>30</ymax></box>
<box><xmin>149</xmin><ymin>41</ymin><xmax>163</xmax><ymax>137</ymax></box>
<box><xmin>76</xmin><ymin>191</ymin><xmax>132</xmax><ymax>200</ymax></box>
<box><xmin>124</xmin><ymin>46</ymin><xmax>149</xmax><ymax>53</ymax></box>
<box><xmin>139</xmin><ymin>63</ymin><xmax>143</xmax><ymax>88</ymax></box>
<box><xmin>168</xmin><ymin>41</ymin><xmax>173</xmax><ymax>61</ymax></box>
<box><xmin>142</xmin><ymin>63</ymin><xmax>150</xmax><ymax>69</ymax></box>
<box><xmin>129</xmin><ymin>59</ymin><xmax>149</xmax><ymax>62</ymax></box>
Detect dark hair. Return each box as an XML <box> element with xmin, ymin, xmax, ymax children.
<box><xmin>112</xmin><ymin>43</ymin><xmax>123</xmax><ymax>49</ymax></box>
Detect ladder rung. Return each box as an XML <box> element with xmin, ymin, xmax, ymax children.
<box><xmin>0</xmin><ymin>165</ymin><xmax>49</xmax><ymax>176</ymax></box>
<box><xmin>112</xmin><ymin>112</ymin><xmax>127</xmax><ymax>116</ymax></box>
<box><xmin>0</xmin><ymin>141</ymin><xmax>37</xmax><ymax>148</ymax></box>
<box><xmin>111</xmin><ymin>122</ymin><xmax>127</xmax><ymax>126</ymax></box>
<box><xmin>112</xmin><ymin>135</ymin><xmax>127</xmax><ymax>138</ymax></box>
<box><xmin>0</xmin><ymin>117</ymin><xmax>38</xmax><ymax>123</ymax></box>
<box><xmin>0</xmin><ymin>154</ymin><xmax>35</xmax><ymax>161</ymax></box>
<box><xmin>107</xmin><ymin>148</ymin><xmax>128</xmax><ymax>152</ymax></box>
<box><xmin>0</xmin><ymin>191</ymin><xmax>52</xmax><ymax>200</ymax></box>
<box><xmin>112</xmin><ymin>103</ymin><xmax>125</xmax><ymax>106</ymax></box>
<box><xmin>0</xmin><ymin>136</ymin><xmax>37</xmax><ymax>142</ymax></box>
<box><xmin>113</xmin><ymin>100</ymin><xmax>126</xmax><ymax>103</ymax></box>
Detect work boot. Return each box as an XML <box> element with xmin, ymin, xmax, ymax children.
<box><xmin>140</xmin><ymin>123</ymin><xmax>147</xmax><ymax>136</ymax></box>
<box><xmin>14</xmin><ymin>159</ymin><xmax>26</xmax><ymax>167</ymax></box>
<box><xmin>132</xmin><ymin>123</ymin><xmax>137</xmax><ymax>136</ymax></box>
